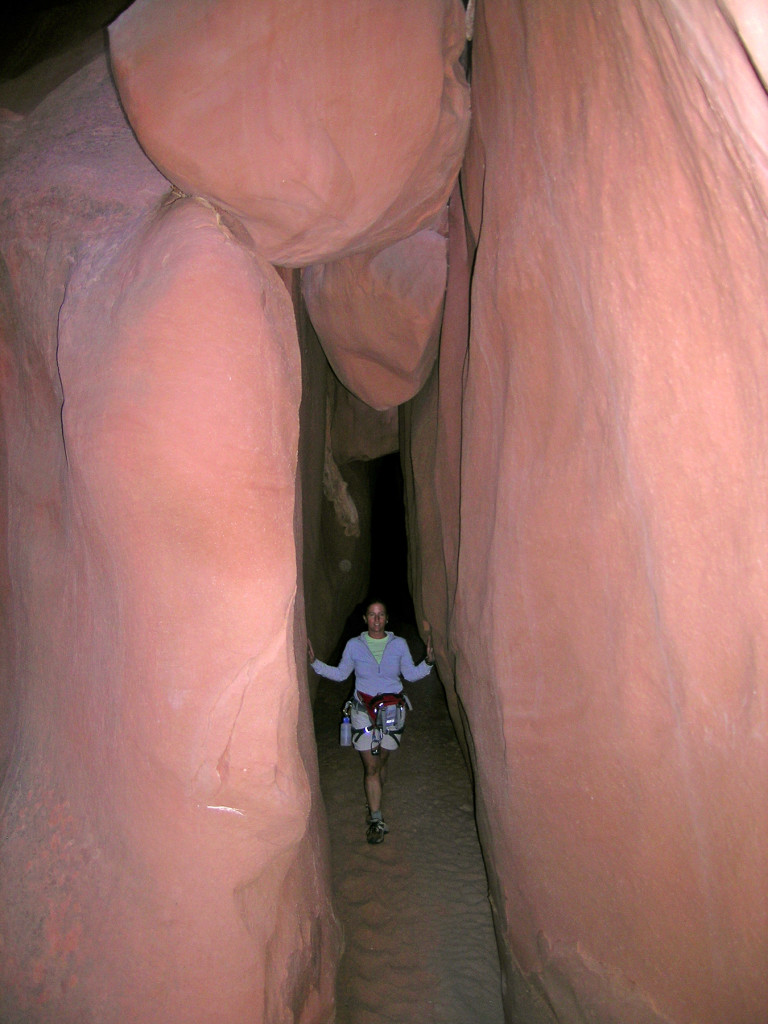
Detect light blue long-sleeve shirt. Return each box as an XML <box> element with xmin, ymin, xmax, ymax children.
<box><xmin>311</xmin><ymin>631</ymin><xmax>432</xmax><ymax>697</ymax></box>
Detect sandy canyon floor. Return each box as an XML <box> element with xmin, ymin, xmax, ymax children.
<box><xmin>313</xmin><ymin>641</ymin><xmax>505</xmax><ymax>1024</ymax></box>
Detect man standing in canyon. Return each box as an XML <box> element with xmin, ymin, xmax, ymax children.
<box><xmin>308</xmin><ymin>600</ymin><xmax>435</xmax><ymax>844</ymax></box>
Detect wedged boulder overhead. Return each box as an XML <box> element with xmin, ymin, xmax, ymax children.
<box><xmin>302</xmin><ymin>220</ymin><xmax>449</xmax><ymax>410</ymax></box>
<box><xmin>406</xmin><ymin>2</ymin><xmax>768</xmax><ymax>1022</ymax></box>
<box><xmin>0</xmin><ymin>53</ymin><xmax>338</xmax><ymax>1024</ymax></box>
<box><xmin>108</xmin><ymin>0</ymin><xmax>470</xmax><ymax>267</ymax></box>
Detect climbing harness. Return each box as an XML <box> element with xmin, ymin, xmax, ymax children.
<box><xmin>354</xmin><ymin>691</ymin><xmax>412</xmax><ymax>755</ymax></box>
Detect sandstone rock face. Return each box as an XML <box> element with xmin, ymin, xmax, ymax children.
<box><xmin>401</xmin><ymin>182</ymin><xmax>469</xmax><ymax>746</ymax></box>
<box><xmin>0</xmin><ymin>0</ymin><xmax>471</xmax><ymax>1017</ymax></box>
<box><xmin>407</xmin><ymin>3</ymin><xmax>768</xmax><ymax>1022</ymax></box>
<box><xmin>5</xmin><ymin>2</ymin><xmax>768</xmax><ymax>1023</ymax></box>
<box><xmin>302</xmin><ymin>220</ymin><xmax>449</xmax><ymax>410</ymax></box>
<box><xmin>108</xmin><ymin>0</ymin><xmax>470</xmax><ymax>267</ymax></box>
<box><xmin>0</xmin><ymin>55</ymin><xmax>338</xmax><ymax>1023</ymax></box>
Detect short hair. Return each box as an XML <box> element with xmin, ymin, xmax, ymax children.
<box><xmin>363</xmin><ymin>598</ymin><xmax>388</xmax><ymax>615</ymax></box>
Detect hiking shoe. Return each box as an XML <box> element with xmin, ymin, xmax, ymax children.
<box><xmin>366</xmin><ymin>818</ymin><xmax>388</xmax><ymax>844</ymax></box>
<box><xmin>366</xmin><ymin>812</ymin><xmax>389</xmax><ymax>831</ymax></box>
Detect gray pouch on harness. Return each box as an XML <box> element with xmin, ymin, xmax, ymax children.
<box><xmin>373</xmin><ymin>694</ymin><xmax>407</xmax><ymax>734</ymax></box>
<box><xmin>356</xmin><ymin>691</ymin><xmax>411</xmax><ymax>751</ymax></box>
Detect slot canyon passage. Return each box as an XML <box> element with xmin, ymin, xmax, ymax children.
<box><xmin>1</xmin><ymin>0</ymin><xmax>768</xmax><ymax>1022</ymax></box>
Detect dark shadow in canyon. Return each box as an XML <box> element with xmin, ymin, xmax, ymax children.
<box><xmin>310</xmin><ymin>450</ymin><xmax>504</xmax><ymax>1022</ymax></box>
<box><xmin>326</xmin><ymin>452</ymin><xmax>418</xmax><ymax>661</ymax></box>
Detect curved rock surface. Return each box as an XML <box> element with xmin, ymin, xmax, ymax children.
<box><xmin>408</xmin><ymin>3</ymin><xmax>768</xmax><ymax>1022</ymax></box>
<box><xmin>0</xmin><ymin>54</ymin><xmax>338</xmax><ymax>1023</ymax></box>
<box><xmin>4</xmin><ymin>2</ymin><xmax>768</xmax><ymax>1023</ymax></box>
<box><xmin>108</xmin><ymin>0</ymin><xmax>470</xmax><ymax>267</ymax></box>
<box><xmin>302</xmin><ymin>220</ymin><xmax>449</xmax><ymax>410</ymax></box>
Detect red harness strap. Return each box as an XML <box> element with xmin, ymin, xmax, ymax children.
<box><xmin>356</xmin><ymin>691</ymin><xmax>404</xmax><ymax>724</ymax></box>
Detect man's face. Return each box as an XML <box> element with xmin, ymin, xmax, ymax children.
<box><xmin>364</xmin><ymin>603</ymin><xmax>387</xmax><ymax>638</ymax></box>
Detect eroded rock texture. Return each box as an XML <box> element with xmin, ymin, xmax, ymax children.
<box><xmin>4</xmin><ymin>0</ymin><xmax>768</xmax><ymax>1022</ymax></box>
<box><xmin>302</xmin><ymin>217</ymin><xmax>449</xmax><ymax>411</ymax></box>
<box><xmin>0</xmin><ymin>1</ymin><xmax>469</xmax><ymax>1021</ymax></box>
<box><xmin>109</xmin><ymin>0</ymin><xmax>470</xmax><ymax>267</ymax></box>
<box><xmin>407</xmin><ymin>2</ymin><xmax>768</xmax><ymax>1022</ymax></box>
<box><xmin>0</xmin><ymin>53</ymin><xmax>339</xmax><ymax>1024</ymax></box>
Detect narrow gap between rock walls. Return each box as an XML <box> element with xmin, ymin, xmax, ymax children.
<box><xmin>310</xmin><ymin>452</ymin><xmax>505</xmax><ymax>1024</ymax></box>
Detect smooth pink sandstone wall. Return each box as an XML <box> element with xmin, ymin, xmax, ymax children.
<box><xmin>109</xmin><ymin>0</ymin><xmax>469</xmax><ymax>268</ymax></box>
<box><xmin>408</xmin><ymin>2</ymin><xmax>768</xmax><ymax>1022</ymax></box>
<box><xmin>301</xmin><ymin>216</ymin><xmax>449</xmax><ymax>411</ymax></box>
<box><xmin>0</xmin><ymin>2</ymin><xmax>469</xmax><ymax>1021</ymax></box>
<box><xmin>3</xmin><ymin>1</ymin><xmax>768</xmax><ymax>1022</ymax></box>
<box><xmin>0</xmin><ymin>55</ymin><xmax>340</xmax><ymax>1024</ymax></box>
